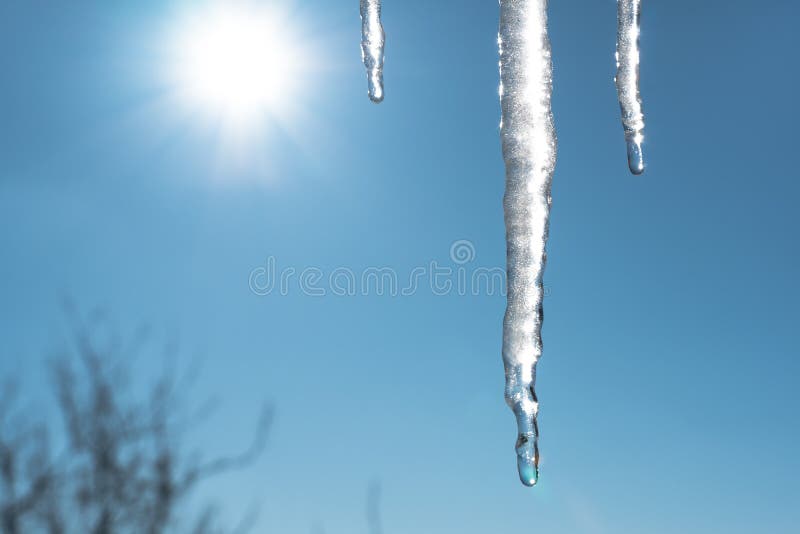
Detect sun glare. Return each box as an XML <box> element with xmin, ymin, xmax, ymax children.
<box><xmin>171</xmin><ymin>3</ymin><xmax>305</xmax><ymax>125</ymax></box>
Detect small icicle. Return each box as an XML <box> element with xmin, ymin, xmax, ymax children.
<box><xmin>615</xmin><ymin>0</ymin><xmax>646</xmax><ymax>175</ymax></box>
<box><xmin>360</xmin><ymin>0</ymin><xmax>385</xmax><ymax>103</ymax></box>
<box><xmin>498</xmin><ymin>0</ymin><xmax>557</xmax><ymax>487</ymax></box>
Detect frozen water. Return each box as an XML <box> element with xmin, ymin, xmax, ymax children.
<box><xmin>615</xmin><ymin>0</ymin><xmax>646</xmax><ymax>174</ymax></box>
<box><xmin>353</xmin><ymin>0</ymin><xmax>647</xmax><ymax>487</ymax></box>
<box><xmin>360</xmin><ymin>0</ymin><xmax>385</xmax><ymax>103</ymax></box>
<box><xmin>498</xmin><ymin>0</ymin><xmax>556</xmax><ymax>487</ymax></box>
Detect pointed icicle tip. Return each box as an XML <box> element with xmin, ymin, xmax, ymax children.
<box><xmin>518</xmin><ymin>459</ymin><xmax>539</xmax><ymax>487</ymax></box>
<box><xmin>368</xmin><ymin>85</ymin><xmax>384</xmax><ymax>104</ymax></box>
<box><xmin>626</xmin><ymin>138</ymin><xmax>645</xmax><ymax>175</ymax></box>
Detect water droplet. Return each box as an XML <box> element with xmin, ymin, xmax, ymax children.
<box><xmin>627</xmin><ymin>138</ymin><xmax>644</xmax><ymax>175</ymax></box>
<box><xmin>515</xmin><ymin>432</ymin><xmax>540</xmax><ymax>486</ymax></box>
<box><xmin>517</xmin><ymin>458</ymin><xmax>539</xmax><ymax>487</ymax></box>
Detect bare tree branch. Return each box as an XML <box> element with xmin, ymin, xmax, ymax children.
<box><xmin>1</xmin><ymin>311</ymin><xmax>272</xmax><ymax>534</ymax></box>
<box><xmin>366</xmin><ymin>479</ymin><xmax>383</xmax><ymax>534</ymax></box>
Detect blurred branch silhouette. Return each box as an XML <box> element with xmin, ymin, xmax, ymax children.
<box><xmin>307</xmin><ymin>480</ymin><xmax>385</xmax><ymax>534</ymax></box>
<box><xmin>366</xmin><ymin>479</ymin><xmax>383</xmax><ymax>534</ymax></box>
<box><xmin>0</xmin><ymin>308</ymin><xmax>272</xmax><ymax>534</ymax></box>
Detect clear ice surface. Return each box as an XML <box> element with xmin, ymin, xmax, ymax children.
<box><xmin>354</xmin><ymin>0</ymin><xmax>647</xmax><ymax>487</ymax></box>
<box><xmin>615</xmin><ymin>0</ymin><xmax>645</xmax><ymax>175</ymax></box>
<box><xmin>498</xmin><ymin>0</ymin><xmax>556</xmax><ymax>487</ymax></box>
<box><xmin>360</xmin><ymin>0</ymin><xmax>385</xmax><ymax>103</ymax></box>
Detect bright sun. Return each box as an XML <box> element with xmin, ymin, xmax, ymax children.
<box><xmin>170</xmin><ymin>3</ymin><xmax>305</xmax><ymax>125</ymax></box>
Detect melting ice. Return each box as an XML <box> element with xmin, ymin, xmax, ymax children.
<box><xmin>356</xmin><ymin>0</ymin><xmax>649</xmax><ymax>487</ymax></box>
<box><xmin>360</xmin><ymin>0</ymin><xmax>385</xmax><ymax>103</ymax></box>
<box><xmin>615</xmin><ymin>0</ymin><xmax>646</xmax><ymax>174</ymax></box>
<box><xmin>498</xmin><ymin>0</ymin><xmax>556</xmax><ymax>487</ymax></box>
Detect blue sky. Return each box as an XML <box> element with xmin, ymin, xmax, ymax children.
<box><xmin>1</xmin><ymin>1</ymin><xmax>799</xmax><ymax>532</ymax></box>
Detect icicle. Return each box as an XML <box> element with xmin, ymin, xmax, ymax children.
<box><xmin>615</xmin><ymin>0</ymin><xmax>645</xmax><ymax>174</ymax></box>
<box><xmin>360</xmin><ymin>0</ymin><xmax>385</xmax><ymax>103</ymax></box>
<box><xmin>498</xmin><ymin>0</ymin><xmax>556</xmax><ymax>487</ymax></box>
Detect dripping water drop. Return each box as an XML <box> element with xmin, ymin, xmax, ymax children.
<box><xmin>627</xmin><ymin>137</ymin><xmax>644</xmax><ymax>175</ymax></box>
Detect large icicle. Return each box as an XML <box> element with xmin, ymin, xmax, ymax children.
<box><xmin>360</xmin><ymin>0</ymin><xmax>385</xmax><ymax>103</ymax></box>
<box><xmin>615</xmin><ymin>0</ymin><xmax>645</xmax><ymax>174</ymax></box>
<box><xmin>499</xmin><ymin>0</ymin><xmax>556</xmax><ymax>487</ymax></box>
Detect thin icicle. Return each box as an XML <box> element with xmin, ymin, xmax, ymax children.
<box><xmin>360</xmin><ymin>0</ymin><xmax>385</xmax><ymax>103</ymax></box>
<box><xmin>615</xmin><ymin>0</ymin><xmax>645</xmax><ymax>174</ymax></box>
<box><xmin>498</xmin><ymin>0</ymin><xmax>556</xmax><ymax>487</ymax></box>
